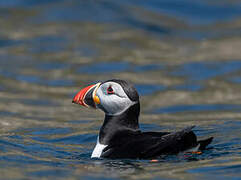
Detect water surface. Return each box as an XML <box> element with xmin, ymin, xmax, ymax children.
<box><xmin>0</xmin><ymin>0</ymin><xmax>241</xmax><ymax>179</ymax></box>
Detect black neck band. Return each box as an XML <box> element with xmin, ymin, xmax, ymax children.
<box><xmin>99</xmin><ymin>103</ymin><xmax>140</xmax><ymax>144</ymax></box>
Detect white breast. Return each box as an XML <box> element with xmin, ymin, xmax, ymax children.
<box><xmin>91</xmin><ymin>136</ymin><xmax>108</xmax><ymax>158</ymax></box>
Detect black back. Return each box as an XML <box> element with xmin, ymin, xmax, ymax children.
<box><xmin>101</xmin><ymin>126</ymin><xmax>198</xmax><ymax>159</ymax></box>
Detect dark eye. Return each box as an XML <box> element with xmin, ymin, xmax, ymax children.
<box><xmin>107</xmin><ymin>86</ymin><xmax>114</xmax><ymax>94</ymax></box>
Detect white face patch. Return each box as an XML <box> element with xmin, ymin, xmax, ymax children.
<box><xmin>95</xmin><ymin>82</ymin><xmax>137</xmax><ymax>116</ymax></box>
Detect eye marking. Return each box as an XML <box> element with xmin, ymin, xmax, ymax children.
<box><xmin>107</xmin><ymin>86</ymin><xmax>114</xmax><ymax>94</ymax></box>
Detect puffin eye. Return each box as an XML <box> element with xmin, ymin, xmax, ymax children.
<box><xmin>107</xmin><ymin>86</ymin><xmax>114</xmax><ymax>94</ymax></box>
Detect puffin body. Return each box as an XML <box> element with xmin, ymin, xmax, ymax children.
<box><xmin>73</xmin><ymin>79</ymin><xmax>213</xmax><ymax>159</ymax></box>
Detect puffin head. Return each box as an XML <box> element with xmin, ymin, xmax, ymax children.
<box><xmin>72</xmin><ymin>79</ymin><xmax>139</xmax><ymax>116</ymax></box>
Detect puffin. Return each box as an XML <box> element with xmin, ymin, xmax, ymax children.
<box><xmin>72</xmin><ymin>79</ymin><xmax>213</xmax><ymax>159</ymax></box>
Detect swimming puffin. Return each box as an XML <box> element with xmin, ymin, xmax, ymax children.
<box><xmin>72</xmin><ymin>79</ymin><xmax>213</xmax><ymax>159</ymax></box>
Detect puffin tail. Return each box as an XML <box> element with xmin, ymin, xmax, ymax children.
<box><xmin>198</xmin><ymin>137</ymin><xmax>213</xmax><ymax>150</ymax></box>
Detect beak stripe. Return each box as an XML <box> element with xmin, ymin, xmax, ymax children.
<box><xmin>93</xmin><ymin>95</ymin><xmax>100</xmax><ymax>104</ymax></box>
<box><xmin>93</xmin><ymin>83</ymin><xmax>101</xmax><ymax>105</ymax></box>
<box><xmin>82</xmin><ymin>85</ymin><xmax>96</xmax><ymax>107</ymax></box>
<box><xmin>72</xmin><ymin>82</ymin><xmax>101</xmax><ymax>108</ymax></box>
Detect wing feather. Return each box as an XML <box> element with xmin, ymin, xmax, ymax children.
<box><xmin>101</xmin><ymin>126</ymin><xmax>198</xmax><ymax>159</ymax></box>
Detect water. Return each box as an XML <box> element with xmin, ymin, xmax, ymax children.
<box><xmin>0</xmin><ymin>0</ymin><xmax>241</xmax><ymax>179</ymax></box>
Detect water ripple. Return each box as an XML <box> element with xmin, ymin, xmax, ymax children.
<box><xmin>171</xmin><ymin>61</ymin><xmax>241</xmax><ymax>81</ymax></box>
<box><xmin>153</xmin><ymin>104</ymin><xmax>241</xmax><ymax>114</ymax></box>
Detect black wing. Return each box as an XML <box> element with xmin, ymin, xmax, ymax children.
<box><xmin>101</xmin><ymin>126</ymin><xmax>204</xmax><ymax>159</ymax></box>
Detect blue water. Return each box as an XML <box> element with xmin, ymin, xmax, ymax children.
<box><xmin>0</xmin><ymin>0</ymin><xmax>241</xmax><ymax>179</ymax></box>
<box><xmin>171</xmin><ymin>61</ymin><xmax>241</xmax><ymax>81</ymax></box>
<box><xmin>154</xmin><ymin>104</ymin><xmax>241</xmax><ymax>114</ymax></box>
<box><xmin>78</xmin><ymin>62</ymin><xmax>164</xmax><ymax>74</ymax></box>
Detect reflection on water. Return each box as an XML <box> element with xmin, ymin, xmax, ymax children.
<box><xmin>0</xmin><ymin>0</ymin><xmax>241</xmax><ymax>179</ymax></box>
<box><xmin>154</xmin><ymin>104</ymin><xmax>241</xmax><ymax>114</ymax></box>
<box><xmin>171</xmin><ymin>61</ymin><xmax>241</xmax><ymax>81</ymax></box>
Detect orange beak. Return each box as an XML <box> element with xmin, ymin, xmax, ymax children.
<box><xmin>72</xmin><ymin>83</ymin><xmax>101</xmax><ymax>108</ymax></box>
